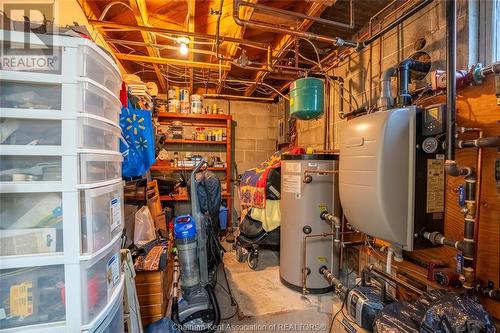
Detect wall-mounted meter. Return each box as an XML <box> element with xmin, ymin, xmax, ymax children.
<box><xmin>423</xmin><ymin>104</ymin><xmax>446</xmax><ymax>136</ymax></box>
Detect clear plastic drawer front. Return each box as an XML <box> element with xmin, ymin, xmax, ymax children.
<box><xmin>81</xmin><ymin>182</ymin><xmax>124</xmax><ymax>254</ymax></box>
<box><xmin>78</xmin><ymin>154</ymin><xmax>122</xmax><ymax>185</ymax></box>
<box><xmin>0</xmin><ymin>156</ymin><xmax>62</xmax><ymax>182</ymax></box>
<box><xmin>79</xmin><ymin>46</ymin><xmax>121</xmax><ymax>97</ymax></box>
<box><xmin>78</xmin><ymin>81</ymin><xmax>122</xmax><ymax>125</ymax></box>
<box><xmin>81</xmin><ymin>239</ymin><xmax>122</xmax><ymax>324</ymax></box>
<box><xmin>0</xmin><ymin>81</ymin><xmax>62</xmax><ymax>110</ymax></box>
<box><xmin>77</xmin><ymin>117</ymin><xmax>121</xmax><ymax>152</ymax></box>
<box><xmin>0</xmin><ymin>192</ymin><xmax>63</xmax><ymax>256</ymax></box>
<box><xmin>0</xmin><ymin>118</ymin><xmax>62</xmax><ymax>146</ymax></box>
<box><xmin>0</xmin><ymin>265</ymin><xmax>66</xmax><ymax>330</ymax></box>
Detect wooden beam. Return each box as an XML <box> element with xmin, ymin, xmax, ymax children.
<box><xmin>187</xmin><ymin>0</ymin><xmax>195</xmax><ymax>92</ymax></box>
<box><xmin>244</xmin><ymin>1</ymin><xmax>331</xmax><ymax>97</ymax></box>
<box><xmin>115</xmin><ymin>53</ymin><xmax>231</xmax><ymax>71</ymax></box>
<box><xmin>129</xmin><ymin>0</ymin><xmax>168</xmax><ymax>92</ymax></box>
<box><xmin>217</xmin><ymin>0</ymin><xmax>257</xmax><ymax>94</ymax></box>
<box><xmin>76</xmin><ymin>0</ymin><xmax>126</xmax><ymax>74</ymax></box>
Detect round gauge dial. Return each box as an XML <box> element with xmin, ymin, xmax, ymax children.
<box><xmin>422</xmin><ymin>137</ymin><xmax>439</xmax><ymax>153</ymax></box>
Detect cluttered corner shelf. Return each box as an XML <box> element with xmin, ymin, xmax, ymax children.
<box><xmin>154</xmin><ymin>112</ymin><xmax>233</xmax><ymax>230</ymax></box>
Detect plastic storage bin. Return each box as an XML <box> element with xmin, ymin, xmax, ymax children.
<box><xmin>0</xmin><ymin>118</ymin><xmax>62</xmax><ymax>145</ymax></box>
<box><xmin>81</xmin><ymin>182</ymin><xmax>124</xmax><ymax>254</ymax></box>
<box><xmin>0</xmin><ymin>155</ymin><xmax>62</xmax><ymax>182</ymax></box>
<box><xmin>0</xmin><ymin>192</ymin><xmax>63</xmax><ymax>256</ymax></box>
<box><xmin>81</xmin><ymin>238</ymin><xmax>122</xmax><ymax>325</ymax></box>
<box><xmin>78</xmin><ymin>46</ymin><xmax>121</xmax><ymax>97</ymax></box>
<box><xmin>0</xmin><ymin>265</ymin><xmax>66</xmax><ymax>330</ymax></box>
<box><xmin>78</xmin><ymin>80</ymin><xmax>122</xmax><ymax>125</ymax></box>
<box><xmin>89</xmin><ymin>286</ymin><xmax>124</xmax><ymax>333</ymax></box>
<box><xmin>77</xmin><ymin>117</ymin><xmax>121</xmax><ymax>152</ymax></box>
<box><xmin>0</xmin><ymin>80</ymin><xmax>62</xmax><ymax>110</ymax></box>
<box><xmin>78</xmin><ymin>153</ymin><xmax>122</xmax><ymax>185</ymax></box>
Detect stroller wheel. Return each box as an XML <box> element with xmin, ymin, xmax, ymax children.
<box><xmin>247</xmin><ymin>250</ymin><xmax>258</xmax><ymax>270</ymax></box>
<box><xmin>236</xmin><ymin>243</ymin><xmax>245</xmax><ymax>263</ymax></box>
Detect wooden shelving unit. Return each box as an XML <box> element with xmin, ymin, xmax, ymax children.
<box><xmin>155</xmin><ymin>112</ymin><xmax>233</xmax><ymax>231</ymax></box>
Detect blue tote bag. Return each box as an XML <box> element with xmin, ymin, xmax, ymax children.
<box><xmin>119</xmin><ymin>105</ymin><xmax>156</xmax><ymax>177</ymax></box>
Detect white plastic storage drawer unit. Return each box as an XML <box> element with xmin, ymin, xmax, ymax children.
<box><xmin>79</xmin><ymin>153</ymin><xmax>122</xmax><ymax>185</ymax></box>
<box><xmin>77</xmin><ymin>116</ymin><xmax>121</xmax><ymax>152</ymax></box>
<box><xmin>80</xmin><ymin>237</ymin><xmax>122</xmax><ymax>325</ymax></box>
<box><xmin>0</xmin><ymin>264</ymin><xmax>66</xmax><ymax>330</ymax></box>
<box><xmin>0</xmin><ymin>192</ymin><xmax>63</xmax><ymax>256</ymax></box>
<box><xmin>81</xmin><ymin>181</ymin><xmax>124</xmax><ymax>254</ymax></box>
<box><xmin>1</xmin><ymin>29</ymin><xmax>121</xmax><ymax>97</ymax></box>
<box><xmin>0</xmin><ymin>78</ymin><xmax>122</xmax><ymax>126</ymax></box>
<box><xmin>0</xmin><ymin>118</ymin><xmax>61</xmax><ymax>146</ymax></box>
<box><xmin>78</xmin><ymin>46</ymin><xmax>121</xmax><ymax>97</ymax></box>
<box><xmin>77</xmin><ymin>80</ymin><xmax>122</xmax><ymax>125</ymax></box>
<box><xmin>0</xmin><ymin>155</ymin><xmax>62</xmax><ymax>182</ymax></box>
<box><xmin>0</xmin><ymin>80</ymin><xmax>62</xmax><ymax>110</ymax></box>
<box><xmin>87</xmin><ymin>285</ymin><xmax>124</xmax><ymax>333</ymax></box>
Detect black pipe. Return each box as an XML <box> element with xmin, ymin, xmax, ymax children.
<box><xmin>457</xmin><ymin>137</ymin><xmax>500</xmax><ymax>148</ymax></box>
<box><xmin>362</xmin><ymin>0</ymin><xmax>433</xmax><ymax>47</ymax></box>
<box><xmin>445</xmin><ymin>0</ymin><xmax>457</xmax><ymax>164</ymax></box>
<box><xmin>396</xmin><ymin>58</ymin><xmax>430</xmax><ymax>106</ymax></box>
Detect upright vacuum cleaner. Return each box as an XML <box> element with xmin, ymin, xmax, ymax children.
<box><xmin>171</xmin><ymin>160</ymin><xmax>222</xmax><ymax>332</ymax></box>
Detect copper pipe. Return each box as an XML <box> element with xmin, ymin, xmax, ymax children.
<box><xmin>473</xmin><ymin>131</ymin><xmax>483</xmax><ymax>278</ymax></box>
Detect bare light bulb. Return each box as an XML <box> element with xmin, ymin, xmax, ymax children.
<box><xmin>179</xmin><ymin>43</ymin><xmax>188</xmax><ymax>55</ymax></box>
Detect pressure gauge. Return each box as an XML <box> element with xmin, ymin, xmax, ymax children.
<box><xmin>422</xmin><ymin>137</ymin><xmax>439</xmax><ymax>154</ymax></box>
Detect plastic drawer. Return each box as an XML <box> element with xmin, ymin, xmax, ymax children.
<box><xmin>0</xmin><ymin>118</ymin><xmax>62</xmax><ymax>146</ymax></box>
<box><xmin>79</xmin><ymin>46</ymin><xmax>121</xmax><ymax>97</ymax></box>
<box><xmin>0</xmin><ymin>265</ymin><xmax>66</xmax><ymax>330</ymax></box>
<box><xmin>77</xmin><ymin>117</ymin><xmax>121</xmax><ymax>152</ymax></box>
<box><xmin>0</xmin><ymin>155</ymin><xmax>62</xmax><ymax>182</ymax></box>
<box><xmin>78</xmin><ymin>154</ymin><xmax>122</xmax><ymax>185</ymax></box>
<box><xmin>0</xmin><ymin>80</ymin><xmax>62</xmax><ymax>110</ymax></box>
<box><xmin>78</xmin><ymin>80</ymin><xmax>121</xmax><ymax>125</ymax></box>
<box><xmin>81</xmin><ymin>182</ymin><xmax>124</xmax><ymax>254</ymax></box>
<box><xmin>0</xmin><ymin>192</ymin><xmax>63</xmax><ymax>256</ymax></box>
<box><xmin>91</xmin><ymin>286</ymin><xmax>124</xmax><ymax>333</ymax></box>
<box><xmin>81</xmin><ymin>238</ymin><xmax>122</xmax><ymax>325</ymax></box>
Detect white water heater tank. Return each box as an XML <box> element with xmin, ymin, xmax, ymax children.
<box><xmin>339</xmin><ymin>107</ymin><xmax>417</xmax><ymax>250</ymax></box>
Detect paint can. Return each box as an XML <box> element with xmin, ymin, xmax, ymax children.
<box><xmin>168</xmin><ymin>99</ymin><xmax>179</xmax><ymax>113</ymax></box>
<box><xmin>168</xmin><ymin>87</ymin><xmax>179</xmax><ymax>100</ymax></box>
<box><xmin>179</xmin><ymin>89</ymin><xmax>190</xmax><ymax>103</ymax></box>
<box><xmin>190</xmin><ymin>94</ymin><xmax>202</xmax><ymax>114</ymax></box>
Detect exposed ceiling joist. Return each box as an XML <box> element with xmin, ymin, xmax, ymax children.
<box><xmin>129</xmin><ymin>0</ymin><xmax>168</xmax><ymax>92</ymax></box>
<box><xmin>115</xmin><ymin>53</ymin><xmax>231</xmax><ymax>71</ymax></box>
<box><xmin>217</xmin><ymin>0</ymin><xmax>257</xmax><ymax>94</ymax></box>
<box><xmin>244</xmin><ymin>1</ymin><xmax>333</xmax><ymax>97</ymax></box>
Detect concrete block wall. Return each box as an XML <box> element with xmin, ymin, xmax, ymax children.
<box><xmin>204</xmin><ymin>98</ymin><xmax>278</xmax><ymax>221</ymax></box>
<box><xmin>297</xmin><ymin>0</ymin><xmax>472</xmax><ymax>150</ymax></box>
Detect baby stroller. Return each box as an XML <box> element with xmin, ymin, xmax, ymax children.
<box><xmin>235</xmin><ymin>168</ymin><xmax>281</xmax><ymax>270</ymax></box>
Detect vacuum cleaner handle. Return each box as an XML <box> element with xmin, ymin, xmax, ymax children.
<box><xmin>190</xmin><ymin>159</ymin><xmax>210</xmax><ymax>285</ymax></box>
<box><xmin>190</xmin><ymin>159</ymin><xmax>207</xmax><ymax>215</ymax></box>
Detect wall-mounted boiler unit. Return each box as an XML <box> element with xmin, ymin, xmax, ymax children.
<box><xmin>339</xmin><ymin>106</ymin><xmax>446</xmax><ymax>250</ymax></box>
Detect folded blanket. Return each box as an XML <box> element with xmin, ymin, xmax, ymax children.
<box><xmin>240</xmin><ymin>147</ymin><xmax>304</xmax><ymax>208</ymax></box>
<box><xmin>249</xmin><ymin>199</ymin><xmax>281</xmax><ymax>232</ymax></box>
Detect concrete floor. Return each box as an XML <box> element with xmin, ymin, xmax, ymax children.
<box><xmin>214</xmin><ymin>246</ymin><xmax>333</xmax><ymax>333</ymax></box>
